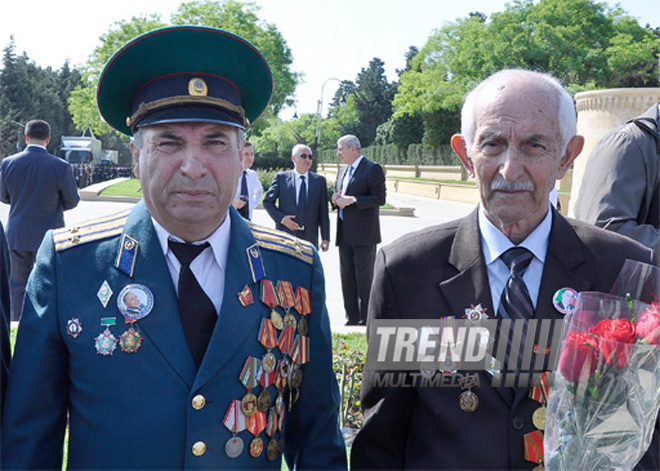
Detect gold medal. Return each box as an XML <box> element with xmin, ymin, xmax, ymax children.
<box><xmin>532</xmin><ymin>405</ymin><xmax>546</xmax><ymax>430</ymax></box>
<box><xmin>249</xmin><ymin>436</ymin><xmax>264</xmax><ymax>457</ymax></box>
<box><xmin>266</xmin><ymin>438</ymin><xmax>278</xmax><ymax>461</ymax></box>
<box><xmin>297</xmin><ymin>317</ymin><xmax>308</xmax><ymax>336</ymax></box>
<box><xmin>289</xmin><ymin>365</ymin><xmax>303</xmax><ymax>389</ymax></box>
<box><xmin>283</xmin><ymin>312</ymin><xmax>297</xmax><ymax>330</ymax></box>
<box><xmin>270</xmin><ymin>310</ymin><xmax>284</xmax><ymax>330</ymax></box>
<box><xmin>241</xmin><ymin>392</ymin><xmax>258</xmax><ymax>417</ymax></box>
<box><xmin>257</xmin><ymin>388</ymin><xmax>272</xmax><ymax>413</ymax></box>
<box><xmin>119</xmin><ymin>325</ymin><xmax>143</xmax><ymax>353</ymax></box>
<box><xmin>459</xmin><ymin>390</ymin><xmax>479</xmax><ymax>412</ymax></box>
<box><xmin>275</xmin><ymin>392</ymin><xmax>285</xmax><ymax>415</ymax></box>
<box><xmin>261</xmin><ymin>351</ymin><xmax>277</xmax><ymax>374</ymax></box>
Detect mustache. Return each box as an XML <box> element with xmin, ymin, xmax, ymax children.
<box><xmin>490</xmin><ymin>178</ymin><xmax>534</xmax><ymax>192</ymax></box>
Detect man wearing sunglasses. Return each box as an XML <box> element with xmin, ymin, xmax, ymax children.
<box><xmin>263</xmin><ymin>144</ymin><xmax>330</xmax><ymax>251</ymax></box>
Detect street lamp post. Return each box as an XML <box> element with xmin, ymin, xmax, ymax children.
<box><xmin>10</xmin><ymin>120</ymin><xmax>24</xmax><ymax>152</ymax></box>
<box><xmin>314</xmin><ymin>77</ymin><xmax>342</xmax><ymax>151</ymax></box>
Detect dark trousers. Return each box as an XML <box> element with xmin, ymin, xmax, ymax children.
<box><xmin>9</xmin><ymin>250</ymin><xmax>36</xmax><ymax>322</ymax></box>
<box><xmin>338</xmin><ymin>243</ymin><xmax>376</xmax><ymax>324</ymax></box>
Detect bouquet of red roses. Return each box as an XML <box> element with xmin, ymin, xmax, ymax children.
<box><xmin>545</xmin><ymin>260</ymin><xmax>660</xmax><ymax>471</ymax></box>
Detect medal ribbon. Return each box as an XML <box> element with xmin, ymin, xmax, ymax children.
<box><xmin>247</xmin><ymin>410</ymin><xmax>267</xmax><ymax>436</ymax></box>
<box><xmin>223</xmin><ymin>399</ymin><xmax>247</xmax><ymax>433</ymax></box>
<box><xmin>259</xmin><ymin>363</ymin><xmax>275</xmax><ymax>388</ymax></box>
<box><xmin>260</xmin><ymin>280</ymin><xmax>279</xmax><ymax>309</ymax></box>
<box><xmin>295</xmin><ymin>286</ymin><xmax>311</xmax><ymax>316</ymax></box>
<box><xmin>275</xmin><ymin>359</ymin><xmax>288</xmax><ymax>389</ymax></box>
<box><xmin>240</xmin><ymin>357</ymin><xmax>260</xmax><ymax>391</ymax></box>
<box><xmin>266</xmin><ymin>408</ymin><xmax>277</xmax><ymax>437</ymax></box>
<box><xmin>299</xmin><ymin>336</ymin><xmax>309</xmax><ymax>365</ymax></box>
<box><xmin>277</xmin><ymin>281</ymin><xmax>295</xmax><ymax>311</ymax></box>
<box><xmin>290</xmin><ymin>335</ymin><xmax>301</xmax><ymax>364</ymax></box>
<box><xmin>523</xmin><ymin>430</ymin><xmax>544</xmax><ymax>465</ymax></box>
<box><xmin>528</xmin><ymin>372</ymin><xmax>550</xmax><ymax>404</ymax></box>
<box><xmin>278</xmin><ymin>325</ymin><xmax>295</xmax><ymax>354</ymax></box>
<box><xmin>258</xmin><ymin>318</ymin><xmax>278</xmax><ymax>350</ymax></box>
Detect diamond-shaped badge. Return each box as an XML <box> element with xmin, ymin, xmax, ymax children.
<box><xmin>97</xmin><ymin>280</ymin><xmax>113</xmax><ymax>308</ymax></box>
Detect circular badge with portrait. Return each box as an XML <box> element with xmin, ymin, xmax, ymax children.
<box><xmin>553</xmin><ymin>287</ymin><xmax>578</xmax><ymax>315</ymax></box>
<box><xmin>117</xmin><ymin>284</ymin><xmax>154</xmax><ymax>322</ymax></box>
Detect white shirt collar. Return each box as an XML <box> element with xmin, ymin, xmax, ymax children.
<box><xmin>293</xmin><ymin>169</ymin><xmax>309</xmax><ymax>178</ymax></box>
<box><xmin>26</xmin><ymin>144</ymin><xmax>47</xmax><ymax>151</ymax></box>
<box><xmin>152</xmin><ymin>215</ymin><xmax>231</xmax><ymax>273</ymax></box>
<box><xmin>478</xmin><ymin>202</ymin><xmax>552</xmax><ymax>265</ymax></box>
<box><xmin>351</xmin><ymin>155</ymin><xmax>364</xmax><ymax>169</ymax></box>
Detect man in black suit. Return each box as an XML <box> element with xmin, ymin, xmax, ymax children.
<box><xmin>263</xmin><ymin>144</ymin><xmax>330</xmax><ymax>250</ymax></box>
<box><xmin>0</xmin><ymin>222</ymin><xmax>10</xmax><ymax>417</ymax></box>
<box><xmin>351</xmin><ymin>69</ymin><xmax>660</xmax><ymax>469</ymax></box>
<box><xmin>0</xmin><ymin>120</ymin><xmax>79</xmax><ymax>321</ymax></box>
<box><xmin>331</xmin><ymin>135</ymin><xmax>386</xmax><ymax>326</ymax></box>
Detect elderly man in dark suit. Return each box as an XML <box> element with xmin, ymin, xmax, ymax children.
<box><xmin>351</xmin><ymin>69</ymin><xmax>660</xmax><ymax>469</ymax></box>
<box><xmin>0</xmin><ymin>119</ymin><xmax>80</xmax><ymax>321</ymax></box>
<box><xmin>331</xmin><ymin>135</ymin><xmax>386</xmax><ymax>326</ymax></box>
<box><xmin>263</xmin><ymin>144</ymin><xmax>330</xmax><ymax>250</ymax></box>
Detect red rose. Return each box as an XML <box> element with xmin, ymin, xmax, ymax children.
<box><xmin>589</xmin><ymin>318</ymin><xmax>637</xmax><ymax>368</ymax></box>
<box><xmin>636</xmin><ymin>304</ymin><xmax>660</xmax><ymax>344</ymax></box>
<box><xmin>558</xmin><ymin>331</ymin><xmax>598</xmax><ymax>382</ymax></box>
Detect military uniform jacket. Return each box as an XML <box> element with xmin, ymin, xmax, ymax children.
<box><xmin>2</xmin><ymin>201</ymin><xmax>347</xmax><ymax>470</ymax></box>
<box><xmin>350</xmin><ymin>208</ymin><xmax>660</xmax><ymax>470</ymax></box>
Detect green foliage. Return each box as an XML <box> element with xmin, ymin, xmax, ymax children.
<box><xmin>99</xmin><ymin>178</ymin><xmax>142</xmax><ymax>197</ymax></box>
<box><xmin>352</xmin><ymin>58</ymin><xmax>396</xmax><ymax>147</ymax></box>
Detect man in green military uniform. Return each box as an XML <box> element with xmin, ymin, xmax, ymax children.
<box><xmin>2</xmin><ymin>26</ymin><xmax>346</xmax><ymax>469</ymax></box>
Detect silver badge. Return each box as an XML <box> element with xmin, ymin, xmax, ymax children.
<box><xmin>97</xmin><ymin>280</ymin><xmax>113</xmax><ymax>308</ymax></box>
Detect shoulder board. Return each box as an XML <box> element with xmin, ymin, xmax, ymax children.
<box><xmin>53</xmin><ymin>208</ymin><xmax>131</xmax><ymax>252</ymax></box>
<box><xmin>248</xmin><ymin>223</ymin><xmax>314</xmax><ymax>265</ymax></box>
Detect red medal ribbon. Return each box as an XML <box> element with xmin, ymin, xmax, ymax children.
<box><xmin>290</xmin><ymin>335</ymin><xmax>300</xmax><ymax>364</ymax></box>
<box><xmin>258</xmin><ymin>318</ymin><xmax>277</xmax><ymax>350</ymax></box>
<box><xmin>523</xmin><ymin>430</ymin><xmax>544</xmax><ymax>465</ymax></box>
<box><xmin>295</xmin><ymin>286</ymin><xmax>311</xmax><ymax>315</ymax></box>
<box><xmin>247</xmin><ymin>410</ymin><xmax>267</xmax><ymax>436</ymax></box>
<box><xmin>259</xmin><ymin>364</ymin><xmax>275</xmax><ymax>388</ymax></box>
<box><xmin>223</xmin><ymin>399</ymin><xmax>246</xmax><ymax>433</ymax></box>
<box><xmin>260</xmin><ymin>280</ymin><xmax>279</xmax><ymax>309</ymax></box>
<box><xmin>299</xmin><ymin>335</ymin><xmax>309</xmax><ymax>365</ymax></box>
<box><xmin>277</xmin><ymin>281</ymin><xmax>296</xmax><ymax>310</ymax></box>
<box><xmin>238</xmin><ymin>285</ymin><xmax>254</xmax><ymax>307</ymax></box>
<box><xmin>278</xmin><ymin>325</ymin><xmax>295</xmax><ymax>354</ymax></box>
<box><xmin>528</xmin><ymin>372</ymin><xmax>550</xmax><ymax>404</ymax></box>
<box><xmin>275</xmin><ymin>359</ymin><xmax>288</xmax><ymax>389</ymax></box>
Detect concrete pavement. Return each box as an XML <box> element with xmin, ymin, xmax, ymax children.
<box><xmin>1</xmin><ymin>186</ymin><xmax>476</xmax><ymax>334</ymax></box>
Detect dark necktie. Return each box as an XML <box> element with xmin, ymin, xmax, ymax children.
<box><xmin>296</xmin><ymin>175</ymin><xmax>307</xmax><ymax>229</ymax></box>
<box><xmin>168</xmin><ymin>240</ymin><xmax>217</xmax><ymax>368</ymax></box>
<box><xmin>497</xmin><ymin>247</ymin><xmax>534</xmax><ymax>373</ymax></box>
<box><xmin>239</xmin><ymin>170</ymin><xmax>249</xmax><ymax>219</ymax></box>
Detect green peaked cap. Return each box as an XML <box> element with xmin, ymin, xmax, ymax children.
<box><xmin>97</xmin><ymin>25</ymin><xmax>273</xmax><ymax>136</ymax></box>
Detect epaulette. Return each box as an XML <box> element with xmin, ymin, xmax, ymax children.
<box><xmin>248</xmin><ymin>223</ymin><xmax>314</xmax><ymax>265</ymax></box>
<box><xmin>53</xmin><ymin>208</ymin><xmax>131</xmax><ymax>252</ymax></box>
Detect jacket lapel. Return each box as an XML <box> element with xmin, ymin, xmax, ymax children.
<box><xmin>194</xmin><ymin>208</ymin><xmax>265</xmax><ymax>389</ymax></box>
<box><xmin>116</xmin><ymin>201</ymin><xmax>197</xmax><ymax>387</ymax></box>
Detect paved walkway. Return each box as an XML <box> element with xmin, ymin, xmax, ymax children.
<box><xmin>2</xmin><ymin>181</ymin><xmax>476</xmax><ymax>333</ymax></box>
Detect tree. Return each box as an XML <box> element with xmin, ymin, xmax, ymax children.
<box><xmin>352</xmin><ymin>58</ymin><xmax>395</xmax><ymax>147</ymax></box>
<box><xmin>69</xmin><ymin>1</ymin><xmax>298</xmax><ymax>138</ymax></box>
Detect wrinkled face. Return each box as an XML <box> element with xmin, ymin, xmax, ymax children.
<box><xmin>241</xmin><ymin>145</ymin><xmax>255</xmax><ymax>169</ymax></box>
<box><xmin>132</xmin><ymin>122</ymin><xmax>241</xmax><ymax>241</ymax></box>
<box><xmin>292</xmin><ymin>147</ymin><xmax>313</xmax><ymax>174</ymax></box>
<box><xmin>453</xmin><ymin>84</ymin><xmax>580</xmax><ymax>240</ymax></box>
<box><xmin>124</xmin><ymin>291</ymin><xmax>141</xmax><ymax>309</ymax></box>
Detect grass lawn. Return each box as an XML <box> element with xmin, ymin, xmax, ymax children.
<box><xmin>99</xmin><ymin>178</ymin><xmax>142</xmax><ymax>197</ymax></box>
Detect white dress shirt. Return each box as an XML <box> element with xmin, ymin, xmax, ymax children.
<box><xmin>234</xmin><ymin>168</ymin><xmax>263</xmax><ymax>219</ymax></box>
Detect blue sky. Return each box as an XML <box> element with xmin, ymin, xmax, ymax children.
<box><xmin>1</xmin><ymin>0</ymin><xmax>658</xmax><ymax>120</ymax></box>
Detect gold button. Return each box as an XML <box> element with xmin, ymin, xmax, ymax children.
<box><xmin>192</xmin><ymin>441</ymin><xmax>207</xmax><ymax>456</ymax></box>
<box><xmin>192</xmin><ymin>395</ymin><xmax>206</xmax><ymax>410</ymax></box>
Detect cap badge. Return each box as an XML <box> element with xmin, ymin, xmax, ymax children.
<box><xmin>189</xmin><ymin>77</ymin><xmax>208</xmax><ymax>96</ymax></box>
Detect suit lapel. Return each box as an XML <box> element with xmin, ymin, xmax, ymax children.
<box><xmin>194</xmin><ymin>209</ymin><xmax>265</xmax><ymax>389</ymax></box>
<box><xmin>346</xmin><ymin>158</ymin><xmax>365</xmax><ymax>194</ymax></box>
<box><xmin>117</xmin><ymin>201</ymin><xmax>197</xmax><ymax>387</ymax></box>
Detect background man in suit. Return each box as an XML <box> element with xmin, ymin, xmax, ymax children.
<box><xmin>351</xmin><ymin>69</ymin><xmax>659</xmax><ymax>469</ymax></box>
<box><xmin>331</xmin><ymin>135</ymin><xmax>386</xmax><ymax>326</ymax></box>
<box><xmin>232</xmin><ymin>141</ymin><xmax>263</xmax><ymax>220</ymax></box>
<box><xmin>2</xmin><ymin>26</ymin><xmax>346</xmax><ymax>469</ymax></box>
<box><xmin>574</xmin><ymin>102</ymin><xmax>659</xmax><ymax>254</ymax></box>
<box><xmin>263</xmin><ymin>144</ymin><xmax>330</xmax><ymax>250</ymax></box>
<box><xmin>0</xmin><ymin>119</ymin><xmax>79</xmax><ymax>321</ymax></box>
<box><xmin>0</xmin><ymin>222</ymin><xmax>10</xmax><ymax>417</ymax></box>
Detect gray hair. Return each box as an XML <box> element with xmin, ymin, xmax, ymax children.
<box><xmin>291</xmin><ymin>144</ymin><xmax>311</xmax><ymax>157</ymax></box>
<box><xmin>338</xmin><ymin>134</ymin><xmax>361</xmax><ymax>152</ymax></box>
<box><xmin>461</xmin><ymin>69</ymin><xmax>577</xmax><ymax>153</ymax></box>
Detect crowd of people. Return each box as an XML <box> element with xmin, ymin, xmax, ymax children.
<box><xmin>71</xmin><ymin>161</ymin><xmax>134</xmax><ymax>188</ymax></box>
<box><xmin>1</xmin><ymin>24</ymin><xmax>659</xmax><ymax>471</ymax></box>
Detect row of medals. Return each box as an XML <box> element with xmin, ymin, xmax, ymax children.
<box><xmin>225</xmin><ymin>305</ymin><xmax>308</xmax><ymax>460</ymax></box>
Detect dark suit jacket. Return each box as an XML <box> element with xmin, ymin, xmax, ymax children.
<box><xmin>351</xmin><ymin>208</ymin><xmax>659</xmax><ymax>470</ymax></box>
<box><xmin>263</xmin><ymin>170</ymin><xmax>330</xmax><ymax>248</ymax></box>
<box><xmin>334</xmin><ymin>157</ymin><xmax>386</xmax><ymax>247</ymax></box>
<box><xmin>0</xmin><ymin>222</ymin><xmax>10</xmax><ymax>412</ymax></box>
<box><xmin>2</xmin><ymin>202</ymin><xmax>346</xmax><ymax>469</ymax></box>
<box><xmin>0</xmin><ymin>145</ymin><xmax>80</xmax><ymax>251</ymax></box>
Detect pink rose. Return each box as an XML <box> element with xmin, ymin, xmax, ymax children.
<box><xmin>636</xmin><ymin>304</ymin><xmax>660</xmax><ymax>344</ymax></box>
<box><xmin>558</xmin><ymin>331</ymin><xmax>598</xmax><ymax>382</ymax></box>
